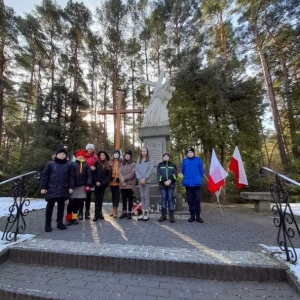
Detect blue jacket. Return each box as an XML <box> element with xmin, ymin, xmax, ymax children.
<box><xmin>157</xmin><ymin>161</ymin><xmax>177</xmax><ymax>189</ymax></box>
<box><xmin>40</xmin><ymin>158</ymin><xmax>75</xmax><ymax>200</ymax></box>
<box><xmin>181</xmin><ymin>156</ymin><xmax>205</xmax><ymax>187</ymax></box>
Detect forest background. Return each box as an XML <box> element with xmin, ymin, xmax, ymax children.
<box><xmin>0</xmin><ymin>0</ymin><xmax>300</xmax><ymax>201</ymax></box>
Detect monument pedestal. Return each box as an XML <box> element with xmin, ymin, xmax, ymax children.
<box><xmin>135</xmin><ymin>125</ymin><xmax>183</xmax><ymax>211</ymax></box>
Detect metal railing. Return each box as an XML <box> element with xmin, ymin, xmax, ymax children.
<box><xmin>260</xmin><ymin>167</ymin><xmax>300</xmax><ymax>263</ymax></box>
<box><xmin>0</xmin><ymin>171</ymin><xmax>39</xmax><ymax>242</ymax></box>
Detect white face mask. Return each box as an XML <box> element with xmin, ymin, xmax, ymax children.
<box><xmin>113</xmin><ymin>153</ymin><xmax>120</xmax><ymax>159</ymax></box>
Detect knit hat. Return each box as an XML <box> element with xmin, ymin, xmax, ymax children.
<box><xmin>186</xmin><ymin>147</ymin><xmax>195</xmax><ymax>154</ymax></box>
<box><xmin>163</xmin><ymin>152</ymin><xmax>170</xmax><ymax>158</ymax></box>
<box><xmin>97</xmin><ymin>151</ymin><xmax>110</xmax><ymax>161</ymax></box>
<box><xmin>56</xmin><ymin>146</ymin><xmax>67</xmax><ymax>155</ymax></box>
<box><xmin>75</xmin><ymin>149</ymin><xmax>86</xmax><ymax>158</ymax></box>
<box><xmin>86</xmin><ymin>143</ymin><xmax>95</xmax><ymax>151</ymax></box>
<box><xmin>125</xmin><ymin>150</ymin><xmax>132</xmax><ymax>157</ymax></box>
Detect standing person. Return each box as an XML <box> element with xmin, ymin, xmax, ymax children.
<box><xmin>157</xmin><ymin>152</ymin><xmax>177</xmax><ymax>223</ymax></box>
<box><xmin>40</xmin><ymin>146</ymin><xmax>74</xmax><ymax>232</ymax></box>
<box><xmin>93</xmin><ymin>151</ymin><xmax>111</xmax><ymax>221</ymax></box>
<box><xmin>66</xmin><ymin>149</ymin><xmax>92</xmax><ymax>225</ymax></box>
<box><xmin>181</xmin><ymin>147</ymin><xmax>205</xmax><ymax>223</ymax></box>
<box><xmin>80</xmin><ymin>143</ymin><xmax>98</xmax><ymax>220</ymax></box>
<box><xmin>135</xmin><ymin>147</ymin><xmax>154</xmax><ymax>221</ymax></box>
<box><xmin>109</xmin><ymin>150</ymin><xmax>122</xmax><ymax>218</ymax></box>
<box><xmin>119</xmin><ymin>150</ymin><xmax>136</xmax><ymax>219</ymax></box>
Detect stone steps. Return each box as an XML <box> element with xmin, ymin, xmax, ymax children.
<box><xmin>0</xmin><ymin>239</ymin><xmax>299</xmax><ymax>299</ymax></box>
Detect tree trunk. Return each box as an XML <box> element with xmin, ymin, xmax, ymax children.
<box><xmin>254</xmin><ymin>27</ymin><xmax>289</xmax><ymax>169</ymax></box>
<box><xmin>0</xmin><ymin>39</ymin><xmax>5</xmax><ymax>149</ymax></box>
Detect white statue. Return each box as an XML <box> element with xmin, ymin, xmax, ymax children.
<box><xmin>141</xmin><ymin>71</ymin><xmax>176</xmax><ymax>127</ymax></box>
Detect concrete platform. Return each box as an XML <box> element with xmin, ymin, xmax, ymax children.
<box><xmin>0</xmin><ymin>202</ymin><xmax>300</xmax><ymax>299</ymax></box>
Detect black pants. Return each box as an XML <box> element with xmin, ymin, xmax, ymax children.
<box><xmin>121</xmin><ymin>189</ymin><xmax>133</xmax><ymax>212</ymax></box>
<box><xmin>45</xmin><ymin>198</ymin><xmax>66</xmax><ymax>225</ymax></box>
<box><xmin>79</xmin><ymin>191</ymin><xmax>92</xmax><ymax>214</ymax></box>
<box><xmin>110</xmin><ymin>185</ymin><xmax>120</xmax><ymax>207</ymax></box>
<box><xmin>94</xmin><ymin>186</ymin><xmax>106</xmax><ymax>216</ymax></box>
<box><xmin>67</xmin><ymin>198</ymin><xmax>81</xmax><ymax>215</ymax></box>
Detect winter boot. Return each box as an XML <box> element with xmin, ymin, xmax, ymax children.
<box><xmin>196</xmin><ymin>214</ymin><xmax>204</xmax><ymax>223</ymax></box>
<box><xmin>188</xmin><ymin>214</ymin><xmax>195</xmax><ymax>222</ymax></box>
<box><xmin>72</xmin><ymin>213</ymin><xmax>79</xmax><ymax>225</ymax></box>
<box><xmin>119</xmin><ymin>211</ymin><xmax>127</xmax><ymax>219</ymax></box>
<box><xmin>66</xmin><ymin>214</ymin><xmax>73</xmax><ymax>226</ymax></box>
<box><xmin>45</xmin><ymin>224</ymin><xmax>52</xmax><ymax>232</ymax></box>
<box><xmin>169</xmin><ymin>212</ymin><xmax>175</xmax><ymax>223</ymax></box>
<box><xmin>158</xmin><ymin>212</ymin><xmax>167</xmax><ymax>222</ymax></box>
<box><xmin>57</xmin><ymin>221</ymin><xmax>67</xmax><ymax>230</ymax></box>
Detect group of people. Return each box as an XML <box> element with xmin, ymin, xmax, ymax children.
<box><xmin>40</xmin><ymin>144</ymin><xmax>205</xmax><ymax>232</ymax></box>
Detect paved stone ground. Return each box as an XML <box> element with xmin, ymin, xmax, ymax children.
<box><xmin>0</xmin><ymin>261</ymin><xmax>299</xmax><ymax>300</ymax></box>
<box><xmin>0</xmin><ymin>201</ymin><xmax>300</xmax><ymax>299</ymax></box>
<box><xmin>3</xmin><ymin>201</ymin><xmax>300</xmax><ymax>252</ymax></box>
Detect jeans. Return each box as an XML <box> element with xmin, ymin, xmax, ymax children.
<box><xmin>160</xmin><ymin>188</ymin><xmax>174</xmax><ymax>212</ymax></box>
<box><xmin>186</xmin><ymin>186</ymin><xmax>201</xmax><ymax>215</ymax></box>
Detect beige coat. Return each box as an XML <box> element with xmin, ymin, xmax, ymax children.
<box><xmin>119</xmin><ymin>161</ymin><xmax>136</xmax><ymax>190</ymax></box>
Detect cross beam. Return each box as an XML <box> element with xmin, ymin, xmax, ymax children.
<box><xmin>97</xmin><ymin>91</ymin><xmax>142</xmax><ymax>149</ymax></box>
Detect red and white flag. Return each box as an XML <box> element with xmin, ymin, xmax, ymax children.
<box><xmin>229</xmin><ymin>146</ymin><xmax>248</xmax><ymax>189</ymax></box>
<box><xmin>207</xmin><ymin>149</ymin><xmax>228</xmax><ymax>194</ymax></box>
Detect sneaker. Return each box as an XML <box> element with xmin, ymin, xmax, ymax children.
<box><xmin>45</xmin><ymin>225</ymin><xmax>52</xmax><ymax>232</ymax></box>
<box><xmin>127</xmin><ymin>213</ymin><xmax>132</xmax><ymax>219</ymax></box>
<box><xmin>99</xmin><ymin>213</ymin><xmax>105</xmax><ymax>220</ymax></box>
<box><xmin>93</xmin><ymin>216</ymin><xmax>98</xmax><ymax>222</ymax></box>
<box><xmin>196</xmin><ymin>216</ymin><xmax>204</xmax><ymax>223</ymax></box>
<box><xmin>143</xmin><ymin>211</ymin><xmax>149</xmax><ymax>221</ymax></box>
<box><xmin>188</xmin><ymin>216</ymin><xmax>195</xmax><ymax>222</ymax></box>
<box><xmin>78</xmin><ymin>214</ymin><xmax>83</xmax><ymax>221</ymax></box>
<box><xmin>137</xmin><ymin>212</ymin><xmax>144</xmax><ymax>221</ymax></box>
<box><xmin>73</xmin><ymin>220</ymin><xmax>79</xmax><ymax>225</ymax></box>
<box><xmin>119</xmin><ymin>212</ymin><xmax>127</xmax><ymax>219</ymax></box>
<box><xmin>66</xmin><ymin>220</ymin><xmax>72</xmax><ymax>226</ymax></box>
<box><xmin>57</xmin><ymin>222</ymin><xmax>67</xmax><ymax>230</ymax></box>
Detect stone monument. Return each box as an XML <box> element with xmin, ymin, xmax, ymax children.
<box><xmin>136</xmin><ymin>70</ymin><xmax>183</xmax><ymax>211</ymax></box>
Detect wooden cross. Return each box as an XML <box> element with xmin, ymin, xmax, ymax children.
<box><xmin>97</xmin><ymin>91</ymin><xmax>142</xmax><ymax>149</ymax></box>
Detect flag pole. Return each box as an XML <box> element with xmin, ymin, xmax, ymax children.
<box><xmin>205</xmin><ymin>175</ymin><xmax>225</xmax><ymax>216</ymax></box>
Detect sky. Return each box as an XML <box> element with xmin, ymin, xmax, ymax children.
<box><xmin>0</xmin><ymin>197</ymin><xmax>300</xmax><ymax>282</ymax></box>
<box><xmin>4</xmin><ymin>0</ymin><xmax>99</xmax><ymax>16</ymax></box>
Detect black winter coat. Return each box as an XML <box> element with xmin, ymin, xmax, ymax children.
<box><xmin>71</xmin><ymin>161</ymin><xmax>93</xmax><ymax>187</ymax></box>
<box><xmin>93</xmin><ymin>161</ymin><xmax>111</xmax><ymax>187</ymax></box>
<box><xmin>40</xmin><ymin>158</ymin><xmax>75</xmax><ymax>200</ymax></box>
<box><xmin>157</xmin><ymin>161</ymin><xmax>177</xmax><ymax>190</ymax></box>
